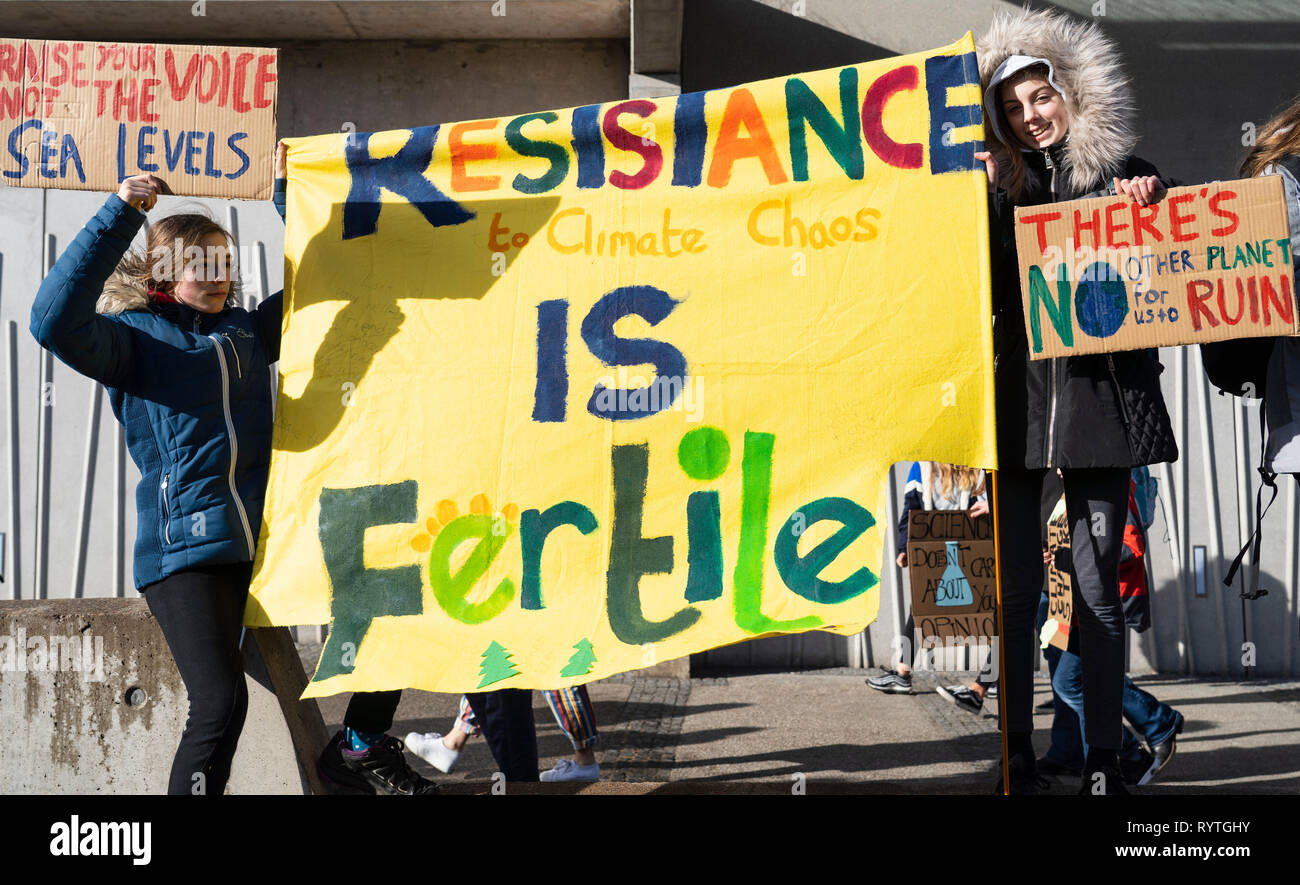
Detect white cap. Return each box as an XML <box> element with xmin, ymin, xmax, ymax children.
<box><xmin>984</xmin><ymin>55</ymin><xmax>1068</xmax><ymax>147</ymax></box>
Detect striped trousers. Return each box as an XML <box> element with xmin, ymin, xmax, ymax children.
<box><xmin>457</xmin><ymin>685</ymin><xmax>599</xmax><ymax>751</ymax></box>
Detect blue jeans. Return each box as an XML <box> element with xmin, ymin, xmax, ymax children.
<box><xmin>1038</xmin><ymin>597</ymin><xmax>1182</xmax><ymax>767</ymax></box>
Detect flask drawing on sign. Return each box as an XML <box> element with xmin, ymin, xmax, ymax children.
<box><xmin>935</xmin><ymin>541</ymin><xmax>973</xmax><ymax>606</ymax></box>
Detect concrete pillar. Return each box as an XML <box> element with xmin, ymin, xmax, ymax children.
<box><xmin>630</xmin><ymin>0</ymin><xmax>682</xmax><ymax>98</ymax></box>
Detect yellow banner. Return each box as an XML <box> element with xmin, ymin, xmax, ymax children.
<box><xmin>246</xmin><ymin>33</ymin><xmax>997</xmax><ymax>698</ymax></box>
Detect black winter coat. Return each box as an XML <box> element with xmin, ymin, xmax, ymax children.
<box><xmin>990</xmin><ymin>143</ymin><xmax>1179</xmax><ymax>470</ymax></box>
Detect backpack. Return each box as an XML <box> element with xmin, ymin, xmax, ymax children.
<box><xmin>1118</xmin><ymin>479</ymin><xmax>1151</xmax><ymax>633</ymax></box>
<box><xmin>1199</xmin><ymin>337</ymin><xmax>1272</xmax><ymax>399</ymax></box>
<box><xmin>1200</xmin><ymin>154</ymin><xmax>1300</xmax><ymax>399</ymax></box>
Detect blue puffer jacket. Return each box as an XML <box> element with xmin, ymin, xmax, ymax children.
<box><xmin>30</xmin><ymin>189</ymin><xmax>285</xmax><ymax>590</ymax></box>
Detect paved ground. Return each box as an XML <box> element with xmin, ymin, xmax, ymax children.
<box><xmin>299</xmin><ymin>645</ymin><xmax>1300</xmax><ymax>795</ymax></box>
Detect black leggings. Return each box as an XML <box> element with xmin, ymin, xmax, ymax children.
<box><xmin>143</xmin><ymin>561</ymin><xmax>252</xmax><ymax>796</ymax></box>
<box><xmin>997</xmin><ymin>467</ymin><xmax>1130</xmax><ymax>750</ymax></box>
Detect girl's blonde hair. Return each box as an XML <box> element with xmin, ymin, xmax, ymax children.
<box><xmin>1241</xmin><ymin>95</ymin><xmax>1300</xmax><ymax>179</ymax></box>
<box><xmin>934</xmin><ymin>463</ymin><xmax>986</xmax><ymax>502</ymax></box>
<box><xmin>98</xmin><ymin>212</ymin><xmax>239</xmax><ymax>314</ymax></box>
<box><xmin>990</xmin><ymin>63</ymin><xmax>1058</xmax><ymax>202</ymax></box>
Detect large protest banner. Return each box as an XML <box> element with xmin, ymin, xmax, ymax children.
<box><xmin>1015</xmin><ymin>177</ymin><xmax>1296</xmax><ymax>359</ymax></box>
<box><xmin>0</xmin><ymin>37</ymin><xmax>276</xmax><ymax>198</ymax></box>
<box><xmin>246</xmin><ymin>34</ymin><xmax>998</xmax><ymax>697</ymax></box>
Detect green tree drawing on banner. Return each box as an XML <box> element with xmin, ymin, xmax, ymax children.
<box><xmin>477</xmin><ymin>640</ymin><xmax>519</xmax><ymax>688</ymax></box>
<box><xmin>560</xmin><ymin>638</ymin><xmax>597</xmax><ymax>678</ymax></box>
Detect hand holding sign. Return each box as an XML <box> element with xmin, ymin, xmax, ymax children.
<box><xmin>1113</xmin><ymin>174</ymin><xmax>1164</xmax><ymax>207</ymax></box>
<box><xmin>116</xmin><ymin>172</ymin><xmax>170</xmax><ymax>212</ymax></box>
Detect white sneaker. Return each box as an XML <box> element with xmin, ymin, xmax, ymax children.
<box><xmin>404</xmin><ymin>732</ymin><xmax>460</xmax><ymax>773</ymax></box>
<box><xmin>539</xmin><ymin>759</ymin><xmax>600</xmax><ymax>782</ymax></box>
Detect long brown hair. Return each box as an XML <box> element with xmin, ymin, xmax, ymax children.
<box><xmin>100</xmin><ymin>212</ymin><xmax>239</xmax><ymax>313</ymax></box>
<box><xmin>989</xmin><ymin>63</ymin><xmax>1057</xmax><ymax>202</ymax></box>
<box><xmin>933</xmin><ymin>463</ymin><xmax>986</xmax><ymax>502</ymax></box>
<box><xmin>1241</xmin><ymin>95</ymin><xmax>1300</xmax><ymax>178</ymax></box>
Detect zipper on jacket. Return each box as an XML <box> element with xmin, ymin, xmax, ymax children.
<box><xmin>1042</xmin><ymin>149</ymin><xmax>1057</xmax><ymax>200</ymax></box>
<box><xmin>1046</xmin><ymin>358</ymin><xmax>1060</xmax><ymax>465</ymax></box>
<box><xmin>1041</xmin><ymin>144</ymin><xmax>1064</xmax><ymax>465</ymax></box>
<box><xmin>209</xmin><ymin>335</ymin><xmax>256</xmax><ymax>558</ymax></box>
<box><xmin>159</xmin><ymin>473</ymin><xmax>172</xmax><ymax>545</ymax></box>
<box><xmin>220</xmin><ymin>332</ymin><xmax>242</xmax><ymax>379</ymax></box>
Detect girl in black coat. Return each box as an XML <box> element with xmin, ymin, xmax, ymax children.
<box><xmin>976</xmin><ymin>8</ymin><xmax>1178</xmax><ymax>794</ymax></box>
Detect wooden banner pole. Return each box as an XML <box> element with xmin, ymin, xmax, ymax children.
<box><xmin>990</xmin><ymin>469</ymin><xmax>1010</xmax><ymax>795</ymax></box>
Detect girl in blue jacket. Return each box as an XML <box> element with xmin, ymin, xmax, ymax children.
<box><xmin>34</xmin><ymin>153</ymin><xmax>442</xmax><ymax>797</ymax></box>
<box><xmin>30</xmin><ymin>165</ymin><xmax>283</xmax><ymax>796</ymax></box>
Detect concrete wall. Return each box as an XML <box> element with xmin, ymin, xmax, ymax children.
<box><xmin>0</xmin><ymin>600</ymin><xmax>307</xmax><ymax>794</ymax></box>
<box><xmin>276</xmin><ymin>40</ymin><xmax>630</xmax><ymax>137</ymax></box>
<box><xmin>0</xmin><ymin>1</ymin><xmax>631</xmax><ymax>43</ymax></box>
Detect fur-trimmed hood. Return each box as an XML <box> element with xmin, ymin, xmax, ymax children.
<box><xmin>97</xmin><ymin>271</ymin><xmax>151</xmax><ymax>315</ymax></box>
<box><xmin>977</xmin><ymin>7</ymin><xmax>1136</xmax><ymax>195</ymax></box>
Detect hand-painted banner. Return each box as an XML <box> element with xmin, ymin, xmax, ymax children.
<box><xmin>246</xmin><ymin>33</ymin><xmax>997</xmax><ymax>697</ymax></box>
<box><xmin>0</xmin><ymin>37</ymin><xmax>276</xmax><ymax>198</ymax></box>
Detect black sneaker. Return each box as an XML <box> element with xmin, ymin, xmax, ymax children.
<box><xmin>993</xmin><ymin>753</ymin><xmax>1048</xmax><ymax>795</ymax></box>
<box><xmin>1144</xmin><ymin>712</ymin><xmax>1184</xmax><ymax>785</ymax></box>
<box><xmin>1079</xmin><ymin>762</ymin><xmax>1130</xmax><ymax>796</ymax></box>
<box><xmin>1119</xmin><ymin>748</ymin><xmax>1156</xmax><ymax>786</ymax></box>
<box><xmin>318</xmin><ymin>730</ymin><xmax>440</xmax><ymax>795</ymax></box>
<box><xmin>936</xmin><ymin>684</ymin><xmax>983</xmax><ymax>714</ymax></box>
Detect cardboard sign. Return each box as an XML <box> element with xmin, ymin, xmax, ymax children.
<box><xmin>245</xmin><ymin>34</ymin><xmax>1000</xmax><ymax>697</ymax></box>
<box><xmin>0</xmin><ymin>38</ymin><xmax>276</xmax><ymax>198</ymax></box>
<box><xmin>906</xmin><ymin>510</ymin><xmax>997</xmax><ymax>643</ymax></box>
<box><xmin>1044</xmin><ymin>504</ymin><xmax>1072</xmax><ymax>651</ymax></box>
<box><xmin>1014</xmin><ymin>176</ymin><xmax>1296</xmax><ymax>359</ymax></box>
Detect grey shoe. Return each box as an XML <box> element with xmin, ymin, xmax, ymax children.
<box><xmin>867</xmin><ymin>669</ymin><xmax>913</xmax><ymax>694</ymax></box>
